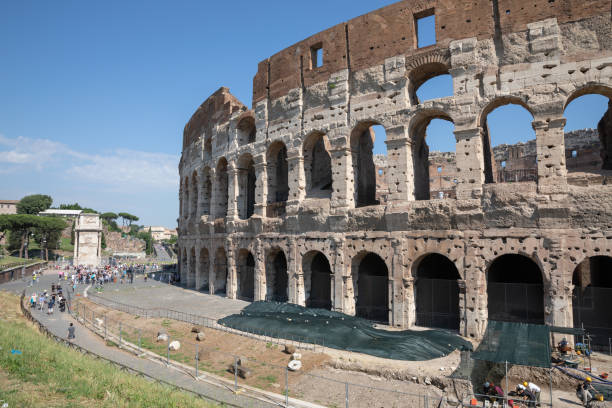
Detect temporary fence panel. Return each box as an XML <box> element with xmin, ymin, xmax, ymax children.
<box><xmin>487</xmin><ymin>282</ymin><xmax>544</xmax><ymax>324</ymax></box>
<box><xmin>415</xmin><ymin>278</ymin><xmax>460</xmax><ymax>331</ymax></box>
<box><xmin>573</xmin><ymin>286</ymin><xmax>612</xmax><ymax>350</ymax></box>
<box><xmin>219</xmin><ymin>301</ymin><xmax>472</xmax><ymax>361</ymax></box>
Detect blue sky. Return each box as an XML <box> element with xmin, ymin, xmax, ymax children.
<box><xmin>0</xmin><ymin>1</ymin><xmax>607</xmax><ymax>227</ymax></box>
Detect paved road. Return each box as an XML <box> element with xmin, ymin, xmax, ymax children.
<box><xmin>154</xmin><ymin>243</ymin><xmax>172</xmax><ymax>262</ymax></box>
<box><xmin>2</xmin><ymin>273</ymin><xmax>277</xmax><ymax>408</ymax></box>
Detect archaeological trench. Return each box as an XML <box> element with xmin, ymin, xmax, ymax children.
<box><xmin>177</xmin><ymin>0</ymin><xmax>612</xmax><ymax>347</ymax></box>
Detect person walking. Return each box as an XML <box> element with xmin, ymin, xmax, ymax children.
<box><xmin>67</xmin><ymin>323</ymin><xmax>75</xmax><ymax>341</ymax></box>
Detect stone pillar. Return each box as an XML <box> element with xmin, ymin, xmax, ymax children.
<box><xmin>254</xmin><ymin>239</ymin><xmax>266</xmax><ymax>301</ymax></box>
<box><xmin>287</xmin><ymin>239</ymin><xmax>299</xmax><ymax>304</ymax></box>
<box><xmin>385</xmin><ymin>126</ymin><xmax>415</xmax><ymax>204</ymax></box>
<box><xmin>226</xmin><ymin>241</ymin><xmax>237</xmax><ymax>299</ymax></box>
<box><xmin>464</xmin><ymin>244</ymin><xmax>488</xmax><ymax>339</ymax></box>
<box><xmin>403</xmin><ymin>275</ymin><xmax>415</xmax><ymax>327</ymax></box>
<box><xmin>227</xmin><ymin>164</ymin><xmax>239</xmax><ymax>220</ymax></box>
<box><xmin>194</xmin><ymin>244</ymin><xmax>201</xmax><ymax>290</ymax></box>
<box><xmin>253</xmin><ymin>154</ymin><xmax>267</xmax><ymax>217</ymax></box>
<box><xmin>286</xmin><ymin>150</ymin><xmax>304</xmax><ymax>214</ymax></box>
<box><xmin>330</xmin><ymin>142</ymin><xmax>354</xmax><ymax>212</ymax></box>
<box><xmin>209</xmin><ymin>168</ymin><xmax>218</xmax><ymax>219</ymax></box>
<box><xmin>329</xmin><ymin>237</ymin><xmax>343</xmax><ymax>312</ymax></box>
<box><xmin>533</xmin><ymin>116</ymin><xmax>568</xmax><ymax>194</ymax></box>
<box><xmin>390</xmin><ymin>239</ymin><xmax>405</xmax><ymax>327</ymax></box>
<box><xmin>455</xmin><ymin>127</ymin><xmax>487</xmax><ymax>200</ymax></box>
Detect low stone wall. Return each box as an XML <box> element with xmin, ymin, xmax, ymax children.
<box><xmin>0</xmin><ymin>261</ymin><xmax>47</xmax><ymax>284</ymax></box>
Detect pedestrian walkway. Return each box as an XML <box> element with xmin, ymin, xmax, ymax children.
<box><xmin>9</xmin><ymin>276</ymin><xmax>281</xmax><ymax>408</ymax></box>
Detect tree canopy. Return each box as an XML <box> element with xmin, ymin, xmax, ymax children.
<box><xmin>100</xmin><ymin>212</ymin><xmax>118</xmax><ymax>221</ymax></box>
<box><xmin>17</xmin><ymin>194</ymin><xmax>52</xmax><ymax>215</ymax></box>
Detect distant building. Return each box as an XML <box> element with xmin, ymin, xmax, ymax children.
<box><xmin>39</xmin><ymin>209</ymin><xmax>83</xmax><ymax>218</ymax></box>
<box><xmin>0</xmin><ymin>200</ymin><xmax>19</xmax><ymax>215</ymax></box>
<box><xmin>139</xmin><ymin>226</ymin><xmax>177</xmax><ymax>242</ymax></box>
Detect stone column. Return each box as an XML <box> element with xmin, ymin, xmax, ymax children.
<box><xmin>390</xmin><ymin>239</ymin><xmax>405</xmax><ymax>327</ymax></box>
<box><xmin>533</xmin><ymin>116</ymin><xmax>568</xmax><ymax>194</ymax></box>
<box><xmin>227</xmin><ymin>164</ymin><xmax>239</xmax><ymax>220</ymax></box>
<box><xmin>253</xmin><ymin>154</ymin><xmax>267</xmax><ymax>217</ymax></box>
<box><xmin>385</xmin><ymin>126</ymin><xmax>415</xmax><ymax>204</ymax></box>
<box><xmin>286</xmin><ymin>150</ymin><xmax>304</xmax><ymax>215</ymax></box>
<box><xmin>455</xmin><ymin>127</ymin><xmax>487</xmax><ymax>200</ymax></box>
<box><xmin>403</xmin><ymin>275</ymin><xmax>415</xmax><ymax>327</ymax></box>
<box><xmin>463</xmin><ymin>244</ymin><xmax>488</xmax><ymax>339</ymax></box>
<box><xmin>226</xmin><ymin>241</ymin><xmax>237</xmax><ymax>299</ymax></box>
<box><xmin>209</xmin><ymin>168</ymin><xmax>218</xmax><ymax>219</ymax></box>
<box><xmin>194</xmin><ymin>244</ymin><xmax>201</xmax><ymax>290</ymax></box>
<box><xmin>329</xmin><ymin>237</ymin><xmax>343</xmax><ymax>312</ymax></box>
<box><xmin>287</xmin><ymin>239</ymin><xmax>299</xmax><ymax>304</ymax></box>
<box><xmin>254</xmin><ymin>239</ymin><xmax>266</xmax><ymax>301</ymax></box>
<box><xmin>329</xmin><ymin>141</ymin><xmax>354</xmax><ymax>212</ymax></box>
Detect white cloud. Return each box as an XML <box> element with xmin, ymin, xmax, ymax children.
<box><xmin>0</xmin><ymin>133</ymin><xmax>179</xmax><ymax>192</ymax></box>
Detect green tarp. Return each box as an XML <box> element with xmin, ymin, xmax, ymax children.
<box><xmin>219</xmin><ymin>302</ymin><xmax>473</xmax><ymax>361</ymax></box>
<box><xmin>549</xmin><ymin>326</ymin><xmax>585</xmax><ymax>335</ymax></box>
<box><xmin>472</xmin><ymin>320</ymin><xmax>551</xmax><ymax>368</ymax></box>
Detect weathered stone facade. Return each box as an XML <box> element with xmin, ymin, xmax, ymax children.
<box><xmin>73</xmin><ymin>213</ymin><xmax>102</xmax><ymax>267</ymax></box>
<box><xmin>178</xmin><ymin>0</ymin><xmax>612</xmax><ymax>340</ymax></box>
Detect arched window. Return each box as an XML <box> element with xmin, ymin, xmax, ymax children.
<box><xmin>189</xmin><ymin>247</ymin><xmax>196</xmax><ymax>289</ymax></box>
<box><xmin>182</xmin><ymin>177</ymin><xmax>189</xmax><ymax>219</ymax></box>
<box><xmin>237</xmin><ymin>117</ymin><xmax>256</xmax><ymax>146</ymax></box>
<box><xmin>487</xmin><ymin>254</ymin><xmax>544</xmax><ymax>324</ymax></box>
<box><xmin>481</xmin><ymin>101</ymin><xmax>536</xmax><ymax>184</ymax></box>
<box><xmin>213</xmin><ymin>247</ymin><xmax>227</xmax><ymax>295</ymax></box>
<box><xmin>302</xmin><ymin>251</ymin><xmax>332</xmax><ymax>310</ymax></box>
<box><xmin>351</xmin><ymin>123</ymin><xmax>387</xmax><ymax>207</ymax></box>
<box><xmin>352</xmin><ymin>252</ymin><xmax>389</xmax><ymax>324</ymax></box>
<box><xmin>190</xmin><ymin>172</ymin><xmax>198</xmax><ymax>219</ymax></box>
<box><xmin>237</xmin><ymin>154</ymin><xmax>256</xmax><ymax>220</ymax></box>
<box><xmin>200</xmin><ymin>167</ymin><xmax>212</xmax><ymax>216</ymax></box>
<box><xmin>266</xmin><ymin>142</ymin><xmax>289</xmax><ymax>217</ymax></box>
<box><xmin>413</xmin><ymin>254</ymin><xmax>461</xmax><ymax>330</ymax></box>
<box><xmin>410</xmin><ymin>112</ymin><xmax>455</xmax><ymax>200</ymax></box>
<box><xmin>215</xmin><ymin>158</ymin><xmax>229</xmax><ymax>219</ymax></box>
<box><xmin>266</xmin><ymin>248</ymin><xmax>288</xmax><ymax>302</ymax></box>
<box><xmin>303</xmin><ymin>132</ymin><xmax>332</xmax><ymax>198</ymax></box>
<box><xmin>199</xmin><ymin>248</ymin><xmax>209</xmax><ymax>292</ymax></box>
<box><xmin>408</xmin><ymin>62</ymin><xmax>452</xmax><ymax>105</ymax></box>
<box><xmin>237</xmin><ymin>249</ymin><xmax>255</xmax><ymax>301</ymax></box>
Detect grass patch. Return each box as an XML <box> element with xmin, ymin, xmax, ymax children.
<box><xmin>60</xmin><ymin>237</ymin><xmax>74</xmax><ymax>252</ymax></box>
<box><xmin>0</xmin><ymin>256</ymin><xmax>38</xmax><ymax>268</ymax></box>
<box><xmin>258</xmin><ymin>375</ymin><xmax>278</xmax><ymax>384</ymax></box>
<box><xmin>0</xmin><ymin>291</ymin><xmax>218</xmax><ymax>407</ymax></box>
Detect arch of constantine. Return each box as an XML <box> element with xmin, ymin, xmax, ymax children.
<box><xmin>178</xmin><ymin>0</ymin><xmax>612</xmax><ymax>342</ymax></box>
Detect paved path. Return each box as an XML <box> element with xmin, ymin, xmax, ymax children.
<box><xmin>3</xmin><ymin>274</ymin><xmax>278</xmax><ymax>408</ymax></box>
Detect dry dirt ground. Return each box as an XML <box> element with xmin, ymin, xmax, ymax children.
<box><xmin>75</xmin><ymin>297</ymin><xmax>611</xmax><ymax>408</ymax></box>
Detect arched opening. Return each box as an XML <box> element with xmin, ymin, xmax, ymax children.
<box><xmin>353</xmin><ymin>252</ymin><xmax>389</xmax><ymax>324</ymax></box>
<box><xmin>200</xmin><ymin>167</ymin><xmax>212</xmax><ymax>217</ymax></box>
<box><xmin>204</xmin><ymin>138</ymin><xmax>212</xmax><ymax>162</ymax></box>
<box><xmin>213</xmin><ymin>247</ymin><xmax>227</xmax><ymax>295</ymax></box>
<box><xmin>189</xmin><ymin>247</ymin><xmax>196</xmax><ymax>289</ymax></box>
<box><xmin>199</xmin><ymin>248</ymin><xmax>209</xmax><ymax>292</ymax></box>
<box><xmin>572</xmin><ymin>256</ymin><xmax>612</xmax><ymax>350</ymax></box>
<box><xmin>410</xmin><ymin>111</ymin><xmax>455</xmax><ymax>200</ymax></box>
<box><xmin>408</xmin><ymin>62</ymin><xmax>452</xmax><ymax>105</ymax></box>
<box><xmin>266</xmin><ymin>142</ymin><xmax>289</xmax><ymax>217</ymax></box>
<box><xmin>237</xmin><ymin>249</ymin><xmax>255</xmax><ymax>301</ymax></box>
<box><xmin>303</xmin><ymin>132</ymin><xmax>332</xmax><ymax>198</ymax></box>
<box><xmin>266</xmin><ymin>249</ymin><xmax>288</xmax><ymax>302</ymax></box>
<box><xmin>180</xmin><ymin>248</ymin><xmax>187</xmax><ymax>284</ymax></box>
<box><xmin>190</xmin><ymin>172</ymin><xmax>198</xmax><ymax>219</ymax></box>
<box><xmin>481</xmin><ymin>101</ymin><xmax>536</xmax><ymax>184</ymax></box>
<box><xmin>351</xmin><ymin>122</ymin><xmax>387</xmax><ymax>207</ymax></box>
<box><xmin>487</xmin><ymin>254</ymin><xmax>544</xmax><ymax>324</ymax></box>
<box><xmin>302</xmin><ymin>251</ymin><xmax>332</xmax><ymax>310</ymax></box>
<box><xmin>182</xmin><ymin>177</ymin><xmax>189</xmax><ymax>219</ymax></box>
<box><xmin>215</xmin><ymin>158</ymin><xmax>229</xmax><ymax>219</ymax></box>
<box><xmin>564</xmin><ymin>92</ymin><xmax>612</xmax><ymax>173</ymax></box>
<box><xmin>237</xmin><ymin>116</ymin><xmax>256</xmax><ymax>146</ymax></box>
<box><xmin>413</xmin><ymin>253</ymin><xmax>461</xmax><ymax>330</ymax></box>
<box><xmin>237</xmin><ymin>154</ymin><xmax>256</xmax><ymax>220</ymax></box>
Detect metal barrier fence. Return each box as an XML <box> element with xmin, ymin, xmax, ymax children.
<box><xmin>72</xmin><ymin>299</ymin><xmax>464</xmax><ymax>408</ymax></box>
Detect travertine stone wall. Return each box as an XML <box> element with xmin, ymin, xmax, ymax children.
<box><xmin>73</xmin><ymin>213</ymin><xmax>102</xmax><ymax>267</ymax></box>
<box><xmin>178</xmin><ymin>0</ymin><xmax>612</xmax><ymax>339</ymax></box>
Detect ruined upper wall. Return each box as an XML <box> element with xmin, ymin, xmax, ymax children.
<box><xmin>183</xmin><ymin>87</ymin><xmax>247</xmax><ymax>149</ymax></box>
<box><xmin>252</xmin><ymin>0</ymin><xmax>610</xmax><ymax>105</ymax></box>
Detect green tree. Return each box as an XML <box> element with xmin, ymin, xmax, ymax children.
<box><xmin>59</xmin><ymin>203</ymin><xmax>83</xmax><ymax>210</ymax></box>
<box><xmin>17</xmin><ymin>194</ymin><xmax>53</xmax><ymax>215</ymax></box>
<box><xmin>100</xmin><ymin>212</ymin><xmax>118</xmax><ymax>222</ymax></box>
<box><xmin>34</xmin><ymin>217</ymin><xmax>67</xmax><ymax>261</ymax></box>
<box><xmin>101</xmin><ymin>231</ymin><xmax>107</xmax><ymax>249</ymax></box>
<box><xmin>0</xmin><ymin>214</ymin><xmax>44</xmax><ymax>258</ymax></box>
<box><xmin>118</xmin><ymin>212</ymin><xmax>139</xmax><ymax>227</ymax></box>
<box><xmin>137</xmin><ymin>228</ymin><xmax>153</xmax><ymax>256</ymax></box>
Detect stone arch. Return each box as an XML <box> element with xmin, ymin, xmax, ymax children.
<box><xmin>351</xmin><ymin>251</ymin><xmax>389</xmax><ymax>324</ymax></box>
<box><xmin>189</xmin><ymin>247</ymin><xmax>196</xmax><ymax>288</ymax></box>
<box><xmin>266</xmin><ymin>141</ymin><xmax>289</xmax><ymax>216</ymax></box>
<box><xmin>190</xmin><ymin>171</ymin><xmax>198</xmax><ymax>219</ymax></box>
<box><xmin>236</xmin><ymin>248</ymin><xmax>255</xmax><ymax>301</ymax></box>
<box><xmin>215</xmin><ymin>158</ymin><xmax>229</xmax><ymax>219</ymax></box>
<box><xmin>478</xmin><ymin>97</ymin><xmax>536</xmax><ymax>184</ymax></box>
<box><xmin>265</xmin><ymin>247</ymin><xmax>288</xmax><ymax>302</ymax></box>
<box><xmin>302</xmin><ymin>250</ymin><xmax>332</xmax><ymax>310</ymax></box>
<box><xmin>183</xmin><ymin>176</ymin><xmax>190</xmax><ymax>219</ymax></box>
<box><xmin>350</xmin><ymin>121</ymin><xmax>387</xmax><ymax>207</ymax></box>
<box><xmin>200</xmin><ymin>167</ymin><xmax>212</xmax><ymax>217</ymax></box>
<box><xmin>303</xmin><ymin>132</ymin><xmax>332</xmax><ymax>198</ymax></box>
<box><xmin>486</xmin><ymin>254</ymin><xmax>544</xmax><ymax>324</ymax></box>
<box><xmin>412</xmin><ymin>253</ymin><xmax>461</xmax><ymax>330</ymax></box>
<box><xmin>213</xmin><ymin>247</ymin><xmax>227</xmax><ymax>295</ymax></box>
<box><xmin>237</xmin><ymin>115</ymin><xmax>256</xmax><ymax>146</ymax></box>
<box><xmin>408</xmin><ymin>108</ymin><xmax>455</xmax><ymax>200</ymax></box>
<box><xmin>572</xmin><ymin>255</ymin><xmax>612</xmax><ymax>349</ymax></box>
<box><xmin>237</xmin><ymin>153</ymin><xmax>256</xmax><ymax>220</ymax></box>
<box><xmin>199</xmin><ymin>247</ymin><xmax>210</xmax><ymax>291</ymax></box>
<box><xmin>563</xmin><ymin>83</ymin><xmax>612</xmax><ymax>110</ymax></box>
<box><xmin>407</xmin><ymin>61</ymin><xmax>452</xmax><ymax>105</ymax></box>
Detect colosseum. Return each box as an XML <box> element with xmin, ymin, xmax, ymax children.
<box><xmin>178</xmin><ymin>0</ymin><xmax>612</xmax><ymax>345</ymax></box>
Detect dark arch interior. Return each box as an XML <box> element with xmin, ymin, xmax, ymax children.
<box><xmin>238</xmin><ymin>252</ymin><xmax>255</xmax><ymax>301</ymax></box>
<box><xmin>487</xmin><ymin>254</ymin><xmax>544</xmax><ymax>324</ymax></box>
<box><xmin>352</xmin><ymin>126</ymin><xmax>379</xmax><ymax>207</ymax></box>
<box><xmin>199</xmin><ymin>249</ymin><xmax>209</xmax><ymax>292</ymax></box>
<box><xmin>307</xmin><ymin>252</ymin><xmax>332</xmax><ymax>310</ymax></box>
<box><xmin>214</xmin><ymin>249</ymin><xmax>227</xmax><ymax>295</ymax></box>
<box><xmin>356</xmin><ymin>253</ymin><xmax>388</xmax><ymax>324</ymax></box>
<box><xmin>415</xmin><ymin>254</ymin><xmax>461</xmax><ymax>330</ymax></box>
<box><xmin>572</xmin><ymin>256</ymin><xmax>612</xmax><ymax>349</ymax></box>
<box><xmin>267</xmin><ymin>251</ymin><xmax>288</xmax><ymax>302</ymax></box>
